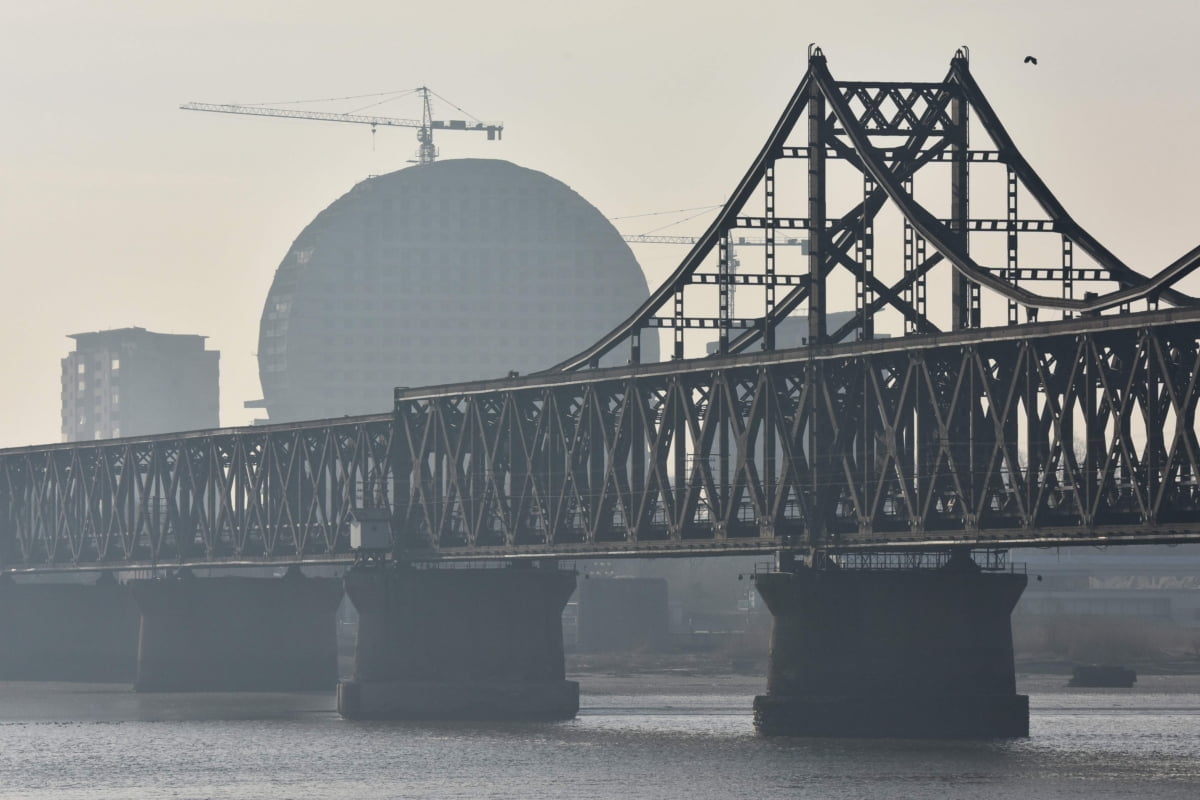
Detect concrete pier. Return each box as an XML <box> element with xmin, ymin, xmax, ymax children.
<box><xmin>129</xmin><ymin>569</ymin><xmax>342</xmax><ymax>692</ymax></box>
<box><xmin>753</xmin><ymin>558</ymin><xmax>1028</xmax><ymax>738</ymax></box>
<box><xmin>338</xmin><ymin>563</ymin><xmax>579</xmax><ymax>720</ymax></box>
<box><xmin>0</xmin><ymin>574</ymin><xmax>139</xmax><ymax>682</ymax></box>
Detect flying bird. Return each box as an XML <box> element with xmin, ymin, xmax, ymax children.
<box><xmin>1024</xmin><ymin>56</ymin><xmax>1038</xmax><ymax>65</ymax></box>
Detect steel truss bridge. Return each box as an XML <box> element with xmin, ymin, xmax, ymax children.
<box><xmin>5</xmin><ymin>48</ymin><xmax>1200</xmax><ymax>572</ymax></box>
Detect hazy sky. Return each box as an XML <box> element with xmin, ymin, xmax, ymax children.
<box><xmin>2</xmin><ymin>1</ymin><xmax>1199</xmax><ymax>448</ymax></box>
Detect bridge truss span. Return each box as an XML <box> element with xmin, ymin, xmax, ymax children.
<box><xmin>0</xmin><ymin>416</ymin><xmax>394</xmax><ymax>571</ymax></box>
<box><xmin>6</xmin><ymin>313</ymin><xmax>1200</xmax><ymax>571</ymax></box>
<box><xmin>397</xmin><ymin>309</ymin><xmax>1200</xmax><ymax>557</ymax></box>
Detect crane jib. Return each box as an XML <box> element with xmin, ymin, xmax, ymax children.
<box><xmin>179</xmin><ymin>92</ymin><xmax>503</xmax><ymax>161</ymax></box>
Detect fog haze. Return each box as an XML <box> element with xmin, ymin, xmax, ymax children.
<box><xmin>2</xmin><ymin>0</ymin><xmax>1198</xmax><ymax>446</ymax></box>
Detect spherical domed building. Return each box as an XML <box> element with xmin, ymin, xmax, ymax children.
<box><xmin>257</xmin><ymin>159</ymin><xmax>653</xmax><ymax>422</ymax></box>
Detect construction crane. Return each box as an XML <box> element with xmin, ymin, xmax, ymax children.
<box><xmin>180</xmin><ymin>87</ymin><xmax>502</xmax><ymax>166</ymax></box>
<box><xmin>623</xmin><ymin>234</ymin><xmax>807</xmax><ymax>249</ymax></box>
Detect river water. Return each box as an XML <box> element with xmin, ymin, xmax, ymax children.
<box><xmin>0</xmin><ymin>673</ymin><xmax>1197</xmax><ymax>799</ymax></box>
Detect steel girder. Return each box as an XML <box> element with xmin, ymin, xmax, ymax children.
<box><xmin>0</xmin><ymin>416</ymin><xmax>393</xmax><ymax>571</ymax></box>
<box><xmin>395</xmin><ymin>311</ymin><xmax>1200</xmax><ymax>558</ymax></box>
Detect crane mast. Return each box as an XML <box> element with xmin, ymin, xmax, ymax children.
<box><xmin>415</xmin><ymin>87</ymin><xmax>436</xmax><ymax>165</ymax></box>
<box><xmin>180</xmin><ymin>87</ymin><xmax>502</xmax><ymax>165</ymax></box>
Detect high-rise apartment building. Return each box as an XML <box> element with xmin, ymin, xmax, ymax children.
<box><xmin>61</xmin><ymin>328</ymin><xmax>219</xmax><ymax>442</ymax></box>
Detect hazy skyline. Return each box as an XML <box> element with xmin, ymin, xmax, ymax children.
<box><xmin>3</xmin><ymin>1</ymin><xmax>1199</xmax><ymax>448</ymax></box>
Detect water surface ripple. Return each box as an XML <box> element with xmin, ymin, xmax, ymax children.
<box><xmin>0</xmin><ymin>674</ymin><xmax>1197</xmax><ymax>799</ymax></box>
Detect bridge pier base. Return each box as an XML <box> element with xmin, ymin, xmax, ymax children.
<box><xmin>0</xmin><ymin>573</ymin><xmax>139</xmax><ymax>682</ymax></box>
<box><xmin>130</xmin><ymin>569</ymin><xmax>342</xmax><ymax>692</ymax></box>
<box><xmin>337</xmin><ymin>563</ymin><xmax>579</xmax><ymax>720</ymax></box>
<box><xmin>752</xmin><ymin>558</ymin><xmax>1028</xmax><ymax>738</ymax></box>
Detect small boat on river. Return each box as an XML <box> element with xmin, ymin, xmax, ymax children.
<box><xmin>1068</xmin><ymin>664</ymin><xmax>1137</xmax><ymax>688</ymax></box>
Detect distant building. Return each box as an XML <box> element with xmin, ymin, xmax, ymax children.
<box><xmin>249</xmin><ymin>158</ymin><xmax>654</xmax><ymax>424</ymax></box>
<box><xmin>61</xmin><ymin>328</ymin><xmax>219</xmax><ymax>442</ymax></box>
<box><xmin>1015</xmin><ymin>545</ymin><xmax>1200</xmax><ymax>627</ymax></box>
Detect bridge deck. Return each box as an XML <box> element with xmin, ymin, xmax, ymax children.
<box><xmin>5</xmin><ymin>310</ymin><xmax>1200</xmax><ymax>572</ymax></box>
